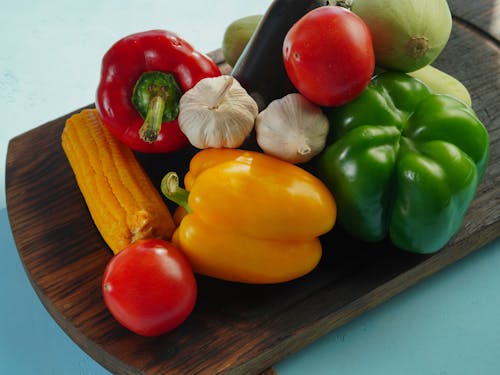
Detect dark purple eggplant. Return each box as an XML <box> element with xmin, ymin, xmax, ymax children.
<box><xmin>231</xmin><ymin>0</ymin><xmax>329</xmax><ymax>110</ymax></box>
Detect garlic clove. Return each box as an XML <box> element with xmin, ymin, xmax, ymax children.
<box><xmin>179</xmin><ymin>75</ymin><xmax>258</xmax><ymax>149</ymax></box>
<box><xmin>255</xmin><ymin>93</ymin><xmax>329</xmax><ymax>164</ymax></box>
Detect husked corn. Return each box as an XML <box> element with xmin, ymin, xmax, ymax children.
<box><xmin>62</xmin><ymin>109</ymin><xmax>175</xmax><ymax>254</ymax></box>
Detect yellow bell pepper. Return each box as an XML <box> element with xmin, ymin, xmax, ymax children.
<box><xmin>161</xmin><ymin>148</ymin><xmax>336</xmax><ymax>284</ymax></box>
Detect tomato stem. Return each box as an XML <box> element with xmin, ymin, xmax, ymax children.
<box><xmin>335</xmin><ymin>0</ymin><xmax>353</xmax><ymax>9</ymax></box>
<box><xmin>161</xmin><ymin>172</ymin><xmax>192</xmax><ymax>213</ymax></box>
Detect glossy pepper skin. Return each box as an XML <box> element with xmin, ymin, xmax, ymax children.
<box><xmin>162</xmin><ymin>149</ymin><xmax>337</xmax><ymax>284</ymax></box>
<box><xmin>96</xmin><ymin>30</ymin><xmax>221</xmax><ymax>153</ymax></box>
<box><xmin>318</xmin><ymin>72</ymin><xmax>489</xmax><ymax>254</ymax></box>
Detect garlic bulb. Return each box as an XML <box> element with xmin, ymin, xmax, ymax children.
<box><xmin>255</xmin><ymin>93</ymin><xmax>329</xmax><ymax>164</ymax></box>
<box><xmin>178</xmin><ymin>75</ymin><xmax>258</xmax><ymax>149</ymax></box>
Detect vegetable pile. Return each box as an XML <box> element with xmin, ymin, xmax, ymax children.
<box><xmin>62</xmin><ymin>0</ymin><xmax>490</xmax><ymax>337</ymax></box>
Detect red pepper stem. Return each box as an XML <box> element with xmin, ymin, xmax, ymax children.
<box><xmin>139</xmin><ymin>95</ymin><xmax>166</xmax><ymax>143</ymax></box>
<box><xmin>161</xmin><ymin>172</ymin><xmax>192</xmax><ymax>214</ymax></box>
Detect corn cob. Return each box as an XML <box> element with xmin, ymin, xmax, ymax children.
<box><xmin>61</xmin><ymin>109</ymin><xmax>175</xmax><ymax>254</ymax></box>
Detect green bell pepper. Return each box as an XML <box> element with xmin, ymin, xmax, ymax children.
<box><xmin>318</xmin><ymin>72</ymin><xmax>489</xmax><ymax>254</ymax></box>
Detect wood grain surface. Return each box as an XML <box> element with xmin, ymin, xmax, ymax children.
<box><xmin>5</xmin><ymin>3</ymin><xmax>500</xmax><ymax>374</ymax></box>
<box><xmin>448</xmin><ymin>0</ymin><xmax>500</xmax><ymax>41</ymax></box>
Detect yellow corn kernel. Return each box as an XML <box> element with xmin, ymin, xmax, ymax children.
<box><xmin>61</xmin><ymin>109</ymin><xmax>175</xmax><ymax>254</ymax></box>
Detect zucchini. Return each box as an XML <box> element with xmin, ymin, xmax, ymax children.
<box><xmin>231</xmin><ymin>0</ymin><xmax>329</xmax><ymax>110</ymax></box>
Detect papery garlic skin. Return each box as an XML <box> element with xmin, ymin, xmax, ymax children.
<box><xmin>179</xmin><ymin>75</ymin><xmax>258</xmax><ymax>149</ymax></box>
<box><xmin>255</xmin><ymin>93</ymin><xmax>329</xmax><ymax>164</ymax></box>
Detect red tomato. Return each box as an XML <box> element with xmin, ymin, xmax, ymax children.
<box><xmin>102</xmin><ymin>239</ymin><xmax>197</xmax><ymax>336</ymax></box>
<box><xmin>283</xmin><ymin>6</ymin><xmax>375</xmax><ymax>107</ymax></box>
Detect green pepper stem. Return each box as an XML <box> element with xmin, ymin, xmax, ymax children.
<box><xmin>139</xmin><ymin>95</ymin><xmax>165</xmax><ymax>143</ymax></box>
<box><xmin>161</xmin><ymin>172</ymin><xmax>192</xmax><ymax>213</ymax></box>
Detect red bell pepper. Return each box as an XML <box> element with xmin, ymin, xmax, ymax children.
<box><xmin>96</xmin><ymin>30</ymin><xmax>221</xmax><ymax>153</ymax></box>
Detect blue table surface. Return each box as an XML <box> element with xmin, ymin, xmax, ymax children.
<box><xmin>1</xmin><ymin>1</ymin><xmax>499</xmax><ymax>374</ymax></box>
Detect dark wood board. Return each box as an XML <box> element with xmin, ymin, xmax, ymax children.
<box><xmin>448</xmin><ymin>0</ymin><xmax>500</xmax><ymax>41</ymax></box>
<box><xmin>5</xmin><ymin>8</ymin><xmax>500</xmax><ymax>375</ymax></box>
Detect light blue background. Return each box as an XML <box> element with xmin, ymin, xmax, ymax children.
<box><xmin>1</xmin><ymin>1</ymin><xmax>499</xmax><ymax>374</ymax></box>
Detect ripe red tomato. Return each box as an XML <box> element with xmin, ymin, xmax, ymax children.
<box><xmin>283</xmin><ymin>6</ymin><xmax>374</xmax><ymax>107</ymax></box>
<box><xmin>102</xmin><ymin>239</ymin><xmax>197</xmax><ymax>336</ymax></box>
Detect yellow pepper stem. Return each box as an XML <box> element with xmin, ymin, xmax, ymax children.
<box><xmin>161</xmin><ymin>172</ymin><xmax>192</xmax><ymax>214</ymax></box>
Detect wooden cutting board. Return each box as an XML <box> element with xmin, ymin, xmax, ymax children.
<box><xmin>5</xmin><ymin>8</ymin><xmax>500</xmax><ymax>375</ymax></box>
